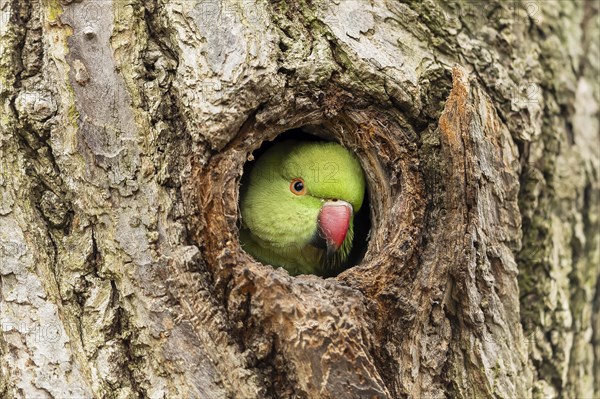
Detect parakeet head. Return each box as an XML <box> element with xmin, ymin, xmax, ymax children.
<box><xmin>240</xmin><ymin>140</ymin><xmax>366</xmax><ymax>276</ymax></box>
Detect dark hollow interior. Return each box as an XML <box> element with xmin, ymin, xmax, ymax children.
<box><xmin>239</xmin><ymin>128</ymin><xmax>372</xmax><ymax>277</ymax></box>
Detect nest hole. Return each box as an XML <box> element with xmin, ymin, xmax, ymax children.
<box><xmin>191</xmin><ymin>106</ymin><xmax>423</xmax><ymax>290</ymax></box>
<box><xmin>239</xmin><ymin>128</ymin><xmax>372</xmax><ymax>277</ymax></box>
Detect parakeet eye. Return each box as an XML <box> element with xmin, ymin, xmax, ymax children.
<box><xmin>290</xmin><ymin>178</ymin><xmax>306</xmax><ymax>195</ymax></box>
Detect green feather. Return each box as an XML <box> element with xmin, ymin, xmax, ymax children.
<box><xmin>239</xmin><ymin>140</ymin><xmax>366</xmax><ymax>276</ymax></box>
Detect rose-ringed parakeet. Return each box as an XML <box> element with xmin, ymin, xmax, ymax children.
<box><xmin>239</xmin><ymin>140</ymin><xmax>366</xmax><ymax>276</ymax></box>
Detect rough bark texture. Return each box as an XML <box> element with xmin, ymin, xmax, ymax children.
<box><xmin>0</xmin><ymin>0</ymin><xmax>598</xmax><ymax>398</ymax></box>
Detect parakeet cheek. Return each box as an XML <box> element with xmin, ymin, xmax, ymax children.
<box><xmin>242</xmin><ymin>189</ymin><xmax>321</xmax><ymax>247</ymax></box>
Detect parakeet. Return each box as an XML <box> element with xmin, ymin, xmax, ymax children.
<box><xmin>239</xmin><ymin>140</ymin><xmax>366</xmax><ymax>276</ymax></box>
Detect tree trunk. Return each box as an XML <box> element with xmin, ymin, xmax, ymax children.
<box><xmin>0</xmin><ymin>0</ymin><xmax>598</xmax><ymax>398</ymax></box>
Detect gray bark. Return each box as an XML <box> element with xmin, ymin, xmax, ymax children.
<box><xmin>0</xmin><ymin>0</ymin><xmax>598</xmax><ymax>398</ymax></box>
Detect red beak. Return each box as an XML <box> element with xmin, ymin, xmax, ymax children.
<box><xmin>318</xmin><ymin>200</ymin><xmax>353</xmax><ymax>256</ymax></box>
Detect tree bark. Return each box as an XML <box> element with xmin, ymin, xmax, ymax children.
<box><xmin>0</xmin><ymin>0</ymin><xmax>598</xmax><ymax>398</ymax></box>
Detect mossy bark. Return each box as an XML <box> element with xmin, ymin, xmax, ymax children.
<box><xmin>0</xmin><ymin>0</ymin><xmax>598</xmax><ymax>398</ymax></box>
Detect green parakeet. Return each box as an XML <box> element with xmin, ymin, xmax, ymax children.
<box><xmin>239</xmin><ymin>140</ymin><xmax>366</xmax><ymax>276</ymax></box>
